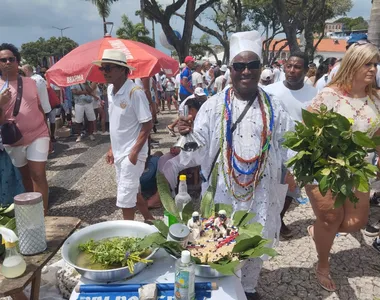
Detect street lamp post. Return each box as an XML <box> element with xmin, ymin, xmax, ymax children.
<box><xmin>52</xmin><ymin>26</ymin><xmax>72</xmax><ymax>37</ymax></box>
<box><xmin>52</xmin><ymin>26</ymin><xmax>72</xmax><ymax>58</ymax></box>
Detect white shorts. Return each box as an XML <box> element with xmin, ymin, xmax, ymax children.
<box><xmin>114</xmin><ymin>155</ymin><xmax>145</xmax><ymax>208</ymax></box>
<box><xmin>4</xmin><ymin>137</ymin><xmax>50</xmax><ymax>168</ymax></box>
<box><xmin>75</xmin><ymin>103</ymin><xmax>96</xmax><ymax>123</ymax></box>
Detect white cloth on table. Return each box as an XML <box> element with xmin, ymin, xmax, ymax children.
<box><xmin>69</xmin><ymin>249</ymin><xmax>247</xmax><ymax>300</ymax></box>
<box><xmin>162</xmin><ymin>88</ymin><xmax>294</xmax><ymax>293</ymax></box>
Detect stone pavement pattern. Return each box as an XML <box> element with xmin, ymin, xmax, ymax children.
<box><xmin>45</xmin><ymin>110</ymin><xmax>380</xmax><ymax>300</ymax></box>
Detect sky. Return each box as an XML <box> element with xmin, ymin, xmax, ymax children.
<box><xmin>0</xmin><ymin>0</ymin><xmax>373</xmax><ymax>56</ymax></box>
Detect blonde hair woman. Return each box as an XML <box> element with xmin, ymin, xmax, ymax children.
<box><xmin>307</xmin><ymin>42</ymin><xmax>380</xmax><ymax>292</ymax></box>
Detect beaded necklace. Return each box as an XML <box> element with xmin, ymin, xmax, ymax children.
<box><xmin>220</xmin><ymin>87</ymin><xmax>274</xmax><ymax>201</ymax></box>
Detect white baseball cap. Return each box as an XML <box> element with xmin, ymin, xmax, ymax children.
<box><xmin>194</xmin><ymin>87</ymin><xmax>206</xmax><ymax>96</ymax></box>
<box><xmin>220</xmin><ymin>65</ymin><xmax>228</xmax><ymax>72</ymax></box>
<box><xmin>260</xmin><ymin>69</ymin><xmax>274</xmax><ymax>81</ymax></box>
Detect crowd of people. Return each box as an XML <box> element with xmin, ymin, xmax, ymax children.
<box><xmin>1</xmin><ymin>28</ymin><xmax>380</xmax><ymax>300</ymax></box>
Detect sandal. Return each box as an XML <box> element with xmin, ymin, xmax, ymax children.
<box><xmin>314</xmin><ymin>265</ymin><xmax>337</xmax><ymax>292</ymax></box>
<box><xmin>167</xmin><ymin>125</ymin><xmax>176</xmax><ymax>137</ymax></box>
<box><xmin>307</xmin><ymin>225</ymin><xmax>315</xmax><ymax>241</ymax></box>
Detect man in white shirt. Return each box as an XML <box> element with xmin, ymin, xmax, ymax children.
<box><xmin>258</xmin><ymin>68</ymin><xmax>274</xmax><ymax>88</ymax></box>
<box><xmin>264</xmin><ymin>53</ymin><xmax>317</xmax><ymax>122</ymax></box>
<box><xmin>21</xmin><ymin>64</ymin><xmax>51</xmax><ymax>114</ymax></box>
<box><xmin>264</xmin><ymin>52</ymin><xmax>317</xmax><ymax>238</ymax></box>
<box><xmin>93</xmin><ymin>49</ymin><xmax>154</xmax><ymax>221</ymax></box>
<box><xmin>214</xmin><ymin>64</ymin><xmax>227</xmax><ymax>94</ymax></box>
<box><xmin>192</xmin><ymin>63</ymin><xmax>203</xmax><ymax>88</ymax></box>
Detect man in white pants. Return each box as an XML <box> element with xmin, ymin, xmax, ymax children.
<box><xmin>93</xmin><ymin>49</ymin><xmax>154</xmax><ymax>221</ymax></box>
<box><xmin>71</xmin><ymin>82</ymin><xmax>96</xmax><ymax>142</ymax></box>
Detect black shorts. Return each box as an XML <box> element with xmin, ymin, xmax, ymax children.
<box><xmin>179</xmin><ymin>93</ymin><xmax>189</xmax><ymax>103</ymax></box>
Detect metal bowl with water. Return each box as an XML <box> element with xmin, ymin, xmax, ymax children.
<box><xmin>62</xmin><ymin>220</ymin><xmax>158</xmax><ymax>282</ymax></box>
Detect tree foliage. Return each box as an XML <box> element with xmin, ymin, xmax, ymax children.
<box><xmin>20</xmin><ymin>37</ymin><xmax>78</xmax><ymax>67</ymax></box>
<box><xmin>182</xmin><ymin>0</ymin><xmax>253</xmax><ymax>63</ymax></box>
<box><xmin>368</xmin><ymin>0</ymin><xmax>380</xmax><ymax>48</ymax></box>
<box><xmin>272</xmin><ymin>0</ymin><xmax>353</xmax><ymax>59</ymax></box>
<box><xmin>140</xmin><ymin>0</ymin><xmax>218</xmax><ymax>62</ymax></box>
<box><xmin>335</xmin><ymin>17</ymin><xmax>369</xmax><ymax>31</ymax></box>
<box><xmin>116</xmin><ymin>15</ymin><xmax>155</xmax><ymax>46</ymax></box>
<box><xmin>85</xmin><ymin>0</ymin><xmax>119</xmax><ymax>35</ymax></box>
<box><xmin>190</xmin><ymin>34</ymin><xmax>219</xmax><ymax>62</ymax></box>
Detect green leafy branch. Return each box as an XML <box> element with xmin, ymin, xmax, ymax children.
<box><xmin>145</xmin><ymin>170</ymin><xmax>276</xmax><ymax>275</ymax></box>
<box><xmin>283</xmin><ymin>105</ymin><xmax>380</xmax><ymax>207</ymax></box>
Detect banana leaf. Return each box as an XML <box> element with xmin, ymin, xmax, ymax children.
<box><xmin>200</xmin><ymin>163</ymin><xmax>218</xmax><ymax>218</ymax></box>
<box><xmin>156</xmin><ymin>173</ymin><xmax>181</xmax><ymax>221</ymax></box>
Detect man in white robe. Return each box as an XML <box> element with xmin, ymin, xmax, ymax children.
<box><xmin>163</xmin><ymin>31</ymin><xmax>295</xmax><ymax>299</ymax></box>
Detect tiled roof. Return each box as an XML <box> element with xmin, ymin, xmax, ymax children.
<box><xmin>268</xmin><ymin>38</ymin><xmax>347</xmax><ymax>53</ymax></box>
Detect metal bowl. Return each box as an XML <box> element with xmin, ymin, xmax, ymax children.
<box><xmin>62</xmin><ymin>220</ymin><xmax>158</xmax><ymax>282</ymax></box>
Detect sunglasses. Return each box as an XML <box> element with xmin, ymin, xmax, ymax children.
<box><xmin>232</xmin><ymin>60</ymin><xmax>261</xmax><ymax>72</ymax></box>
<box><xmin>0</xmin><ymin>57</ymin><xmax>17</xmax><ymax>63</ymax></box>
<box><xmin>99</xmin><ymin>65</ymin><xmax>119</xmax><ymax>73</ymax></box>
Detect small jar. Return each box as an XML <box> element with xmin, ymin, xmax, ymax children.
<box><xmin>14</xmin><ymin>192</ymin><xmax>47</xmax><ymax>255</ymax></box>
<box><xmin>167</xmin><ymin>223</ymin><xmax>190</xmax><ymax>248</ymax></box>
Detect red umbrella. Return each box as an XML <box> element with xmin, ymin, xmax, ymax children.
<box><xmin>46</xmin><ymin>36</ymin><xmax>179</xmax><ymax>87</ymax></box>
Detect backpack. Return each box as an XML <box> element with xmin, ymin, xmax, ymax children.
<box><xmin>47</xmin><ymin>86</ymin><xmax>61</xmax><ymax>109</ymax></box>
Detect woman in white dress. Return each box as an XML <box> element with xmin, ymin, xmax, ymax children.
<box><xmin>307</xmin><ymin>42</ymin><xmax>380</xmax><ymax>292</ymax></box>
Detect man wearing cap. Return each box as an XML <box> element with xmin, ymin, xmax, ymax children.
<box><xmin>258</xmin><ymin>68</ymin><xmax>274</xmax><ymax>87</ymax></box>
<box><xmin>179</xmin><ymin>56</ymin><xmax>195</xmax><ymax>102</ymax></box>
<box><xmin>166</xmin><ymin>87</ymin><xmax>207</xmax><ymax>137</ymax></box>
<box><xmin>213</xmin><ymin>64</ymin><xmax>228</xmax><ymax>94</ymax></box>
<box><xmin>93</xmin><ymin>49</ymin><xmax>154</xmax><ymax>222</ymax></box>
<box><xmin>164</xmin><ymin>31</ymin><xmax>296</xmax><ymax>299</ymax></box>
<box><xmin>263</xmin><ymin>52</ymin><xmax>317</xmax><ymax>238</ymax></box>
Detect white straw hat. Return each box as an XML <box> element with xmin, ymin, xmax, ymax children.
<box><xmin>93</xmin><ymin>49</ymin><xmax>135</xmax><ymax>70</ymax></box>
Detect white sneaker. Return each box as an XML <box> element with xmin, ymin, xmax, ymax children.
<box><xmin>76</xmin><ymin>135</ymin><xmax>82</xmax><ymax>142</ymax></box>
<box><xmin>89</xmin><ymin>134</ymin><xmax>95</xmax><ymax>141</ymax></box>
<box><xmin>101</xmin><ymin>131</ymin><xmax>110</xmax><ymax>135</ymax></box>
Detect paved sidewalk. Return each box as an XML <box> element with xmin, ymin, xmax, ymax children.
<box><xmin>46</xmin><ymin>110</ymin><xmax>380</xmax><ymax>300</ymax></box>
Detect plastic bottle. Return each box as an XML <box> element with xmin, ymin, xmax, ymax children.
<box><xmin>175</xmin><ymin>175</ymin><xmax>192</xmax><ymax>219</ymax></box>
<box><xmin>174</xmin><ymin>250</ymin><xmax>195</xmax><ymax>300</ymax></box>
<box><xmin>0</xmin><ymin>227</ymin><xmax>26</xmax><ymax>278</ymax></box>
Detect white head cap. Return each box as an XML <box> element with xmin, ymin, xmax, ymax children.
<box><xmin>218</xmin><ymin>210</ymin><xmax>227</xmax><ymax>216</ymax></box>
<box><xmin>220</xmin><ymin>65</ymin><xmax>228</xmax><ymax>72</ymax></box>
<box><xmin>260</xmin><ymin>69</ymin><xmax>274</xmax><ymax>81</ymax></box>
<box><xmin>229</xmin><ymin>30</ymin><xmax>262</xmax><ymax>62</ymax></box>
<box><xmin>192</xmin><ymin>211</ymin><xmax>199</xmax><ymax>217</ymax></box>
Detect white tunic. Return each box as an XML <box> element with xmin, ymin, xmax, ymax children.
<box><xmin>163</xmin><ymin>88</ymin><xmax>294</xmax><ymax>292</ymax></box>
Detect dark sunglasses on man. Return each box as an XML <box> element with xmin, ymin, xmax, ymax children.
<box><xmin>0</xmin><ymin>57</ymin><xmax>17</xmax><ymax>63</ymax></box>
<box><xmin>232</xmin><ymin>60</ymin><xmax>261</xmax><ymax>72</ymax></box>
<box><xmin>98</xmin><ymin>65</ymin><xmax>119</xmax><ymax>73</ymax></box>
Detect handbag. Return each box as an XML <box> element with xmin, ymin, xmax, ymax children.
<box><xmin>1</xmin><ymin>76</ymin><xmax>23</xmax><ymax>145</ymax></box>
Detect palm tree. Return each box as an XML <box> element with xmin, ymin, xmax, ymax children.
<box><xmin>86</xmin><ymin>0</ymin><xmax>118</xmax><ymax>35</ymax></box>
<box><xmin>116</xmin><ymin>15</ymin><xmax>155</xmax><ymax>47</ymax></box>
<box><xmin>368</xmin><ymin>0</ymin><xmax>380</xmax><ymax>48</ymax></box>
